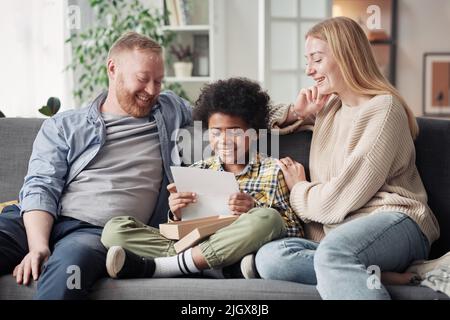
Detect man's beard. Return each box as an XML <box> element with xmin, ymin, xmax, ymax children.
<box><xmin>115</xmin><ymin>75</ymin><xmax>156</xmax><ymax>118</ymax></box>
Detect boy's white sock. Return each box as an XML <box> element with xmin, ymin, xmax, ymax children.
<box><xmin>153</xmin><ymin>248</ymin><xmax>200</xmax><ymax>278</ymax></box>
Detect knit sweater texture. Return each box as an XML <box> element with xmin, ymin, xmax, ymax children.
<box><xmin>268</xmin><ymin>94</ymin><xmax>440</xmax><ymax>244</ymax></box>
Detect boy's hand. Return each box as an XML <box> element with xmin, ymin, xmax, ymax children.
<box><xmin>167</xmin><ymin>183</ymin><xmax>197</xmax><ymax>220</ymax></box>
<box><xmin>276</xmin><ymin>157</ymin><xmax>307</xmax><ymax>191</ymax></box>
<box><xmin>229</xmin><ymin>192</ymin><xmax>254</xmax><ymax>215</ymax></box>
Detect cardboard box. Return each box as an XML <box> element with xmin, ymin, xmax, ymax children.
<box><xmin>159</xmin><ymin>215</ymin><xmax>238</xmax><ymax>240</ymax></box>
<box><xmin>173</xmin><ymin>216</ymin><xmax>239</xmax><ymax>253</ymax></box>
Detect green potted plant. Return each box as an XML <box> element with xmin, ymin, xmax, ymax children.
<box><xmin>65</xmin><ymin>0</ymin><xmax>175</xmax><ymax>103</ymax></box>
<box><xmin>170</xmin><ymin>44</ymin><xmax>194</xmax><ymax>78</ymax></box>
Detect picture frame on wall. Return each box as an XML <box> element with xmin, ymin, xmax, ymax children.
<box><xmin>423</xmin><ymin>52</ymin><xmax>450</xmax><ymax>117</ymax></box>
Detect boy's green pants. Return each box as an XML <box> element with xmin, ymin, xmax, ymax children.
<box><xmin>101</xmin><ymin>207</ymin><xmax>286</xmax><ymax>268</ymax></box>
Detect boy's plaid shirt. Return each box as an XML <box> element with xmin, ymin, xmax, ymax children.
<box><xmin>190</xmin><ymin>153</ymin><xmax>304</xmax><ymax>238</ymax></box>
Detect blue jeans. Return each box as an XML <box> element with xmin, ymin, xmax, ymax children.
<box><xmin>0</xmin><ymin>205</ymin><xmax>107</xmax><ymax>299</ymax></box>
<box><xmin>255</xmin><ymin>212</ymin><xmax>430</xmax><ymax>299</ymax></box>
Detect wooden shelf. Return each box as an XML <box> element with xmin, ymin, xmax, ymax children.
<box><xmin>332</xmin><ymin>0</ymin><xmax>398</xmax><ymax>85</ymax></box>
<box><xmin>370</xmin><ymin>39</ymin><xmax>396</xmax><ymax>45</ymax></box>
<box><xmin>161</xmin><ymin>0</ymin><xmax>223</xmax><ymax>102</ymax></box>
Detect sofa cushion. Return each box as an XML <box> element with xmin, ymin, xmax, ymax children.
<box><xmin>0</xmin><ymin>118</ymin><xmax>44</xmax><ymax>203</ymax></box>
<box><xmin>0</xmin><ymin>275</ymin><xmax>448</xmax><ymax>300</ymax></box>
<box><xmin>0</xmin><ymin>200</ymin><xmax>18</xmax><ymax>212</ymax></box>
<box><xmin>1</xmin><ymin>116</ymin><xmax>450</xmax><ymax>300</ymax></box>
<box><xmin>90</xmin><ymin>278</ymin><xmax>322</xmax><ymax>300</ymax></box>
<box><xmin>415</xmin><ymin>118</ymin><xmax>450</xmax><ymax>258</ymax></box>
<box><xmin>276</xmin><ymin>130</ymin><xmax>312</xmax><ymax>179</ymax></box>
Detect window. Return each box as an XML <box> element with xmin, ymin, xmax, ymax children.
<box><xmin>0</xmin><ymin>0</ymin><xmax>74</xmax><ymax>117</ymax></box>
<box><xmin>260</xmin><ymin>0</ymin><xmax>331</xmax><ymax>104</ymax></box>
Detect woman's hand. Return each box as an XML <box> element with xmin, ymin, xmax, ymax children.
<box><xmin>167</xmin><ymin>183</ymin><xmax>197</xmax><ymax>220</ymax></box>
<box><xmin>228</xmin><ymin>192</ymin><xmax>255</xmax><ymax>215</ymax></box>
<box><xmin>292</xmin><ymin>86</ymin><xmax>330</xmax><ymax>119</ymax></box>
<box><xmin>276</xmin><ymin>157</ymin><xmax>307</xmax><ymax>191</ymax></box>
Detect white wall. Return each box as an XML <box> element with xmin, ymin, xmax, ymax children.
<box><xmin>396</xmin><ymin>0</ymin><xmax>450</xmax><ymax>116</ymax></box>
<box><xmin>3</xmin><ymin>0</ymin><xmax>447</xmax><ymax>116</ymax></box>
<box><xmin>222</xmin><ymin>0</ymin><xmax>450</xmax><ymax>116</ymax></box>
<box><xmin>0</xmin><ymin>0</ymin><xmax>74</xmax><ymax>118</ymax></box>
<box><xmin>223</xmin><ymin>0</ymin><xmax>259</xmax><ymax>80</ymax></box>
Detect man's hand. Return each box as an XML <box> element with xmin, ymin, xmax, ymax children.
<box><xmin>15</xmin><ymin>210</ymin><xmax>54</xmax><ymax>285</ymax></box>
<box><xmin>167</xmin><ymin>183</ymin><xmax>197</xmax><ymax>220</ymax></box>
<box><xmin>276</xmin><ymin>157</ymin><xmax>307</xmax><ymax>191</ymax></box>
<box><xmin>228</xmin><ymin>192</ymin><xmax>255</xmax><ymax>215</ymax></box>
<box><xmin>13</xmin><ymin>247</ymin><xmax>50</xmax><ymax>285</ymax></box>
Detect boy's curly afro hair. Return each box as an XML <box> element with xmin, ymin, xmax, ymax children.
<box><xmin>193</xmin><ymin>77</ymin><xmax>270</xmax><ymax>130</ymax></box>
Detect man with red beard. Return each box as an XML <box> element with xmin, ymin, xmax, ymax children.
<box><xmin>0</xmin><ymin>32</ymin><xmax>192</xmax><ymax>299</ymax></box>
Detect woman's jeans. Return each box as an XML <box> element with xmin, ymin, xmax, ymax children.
<box><xmin>255</xmin><ymin>212</ymin><xmax>430</xmax><ymax>300</ymax></box>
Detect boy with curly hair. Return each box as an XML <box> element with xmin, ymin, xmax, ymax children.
<box><xmin>101</xmin><ymin>77</ymin><xmax>303</xmax><ymax>279</ymax></box>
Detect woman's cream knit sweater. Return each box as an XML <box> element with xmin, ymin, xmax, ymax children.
<box><xmin>269</xmin><ymin>94</ymin><xmax>440</xmax><ymax>244</ymax></box>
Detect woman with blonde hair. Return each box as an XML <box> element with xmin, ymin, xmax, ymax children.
<box><xmin>255</xmin><ymin>16</ymin><xmax>441</xmax><ymax>299</ymax></box>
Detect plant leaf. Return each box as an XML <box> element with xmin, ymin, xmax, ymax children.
<box><xmin>65</xmin><ymin>0</ymin><xmax>176</xmax><ymax>103</ymax></box>
<box><xmin>46</xmin><ymin>97</ymin><xmax>61</xmax><ymax>115</ymax></box>
<box><xmin>39</xmin><ymin>106</ymin><xmax>54</xmax><ymax>117</ymax></box>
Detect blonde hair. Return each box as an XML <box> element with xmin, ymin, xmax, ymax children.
<box><xmin>306</xmin><ymin>17</ymin><xmax>418</xmax><ymax>139</ymax></box>
<box><xmin>108</xmin><ymin>31</ymin><xmax>162</xmax><ymax>59</ymax></box>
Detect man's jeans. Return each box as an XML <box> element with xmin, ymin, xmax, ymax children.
<box><xmin>0</xmin><ymin>205</ymin><xmax>107</xmax><ymax>299</ymax></box>
<box><xmin>255</xmin><ymin>212</ymin><xmax>430</xmax><ymax>299</ymax></box>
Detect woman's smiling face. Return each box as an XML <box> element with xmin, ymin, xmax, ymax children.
<box><xmin>304</xmin><ymin>36</ymin><xmax>345</xmax><ymax>96</ymax></box>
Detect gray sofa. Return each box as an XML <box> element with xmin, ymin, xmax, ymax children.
<box><xmin>0</xmin><ymin>117</ymin><xmax>449</xmax><ymax>300</ymax></box>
